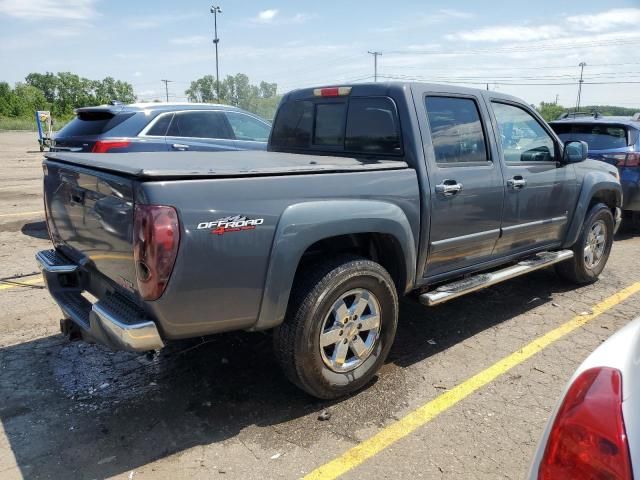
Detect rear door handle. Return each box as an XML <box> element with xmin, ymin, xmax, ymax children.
<box><xmin>172</xmin><ymin>143</ymin><xmax>190</xmax><ymax>151</ymax></box>
<box><xmin>507</xmin><ymin>176</ymin><xmax>527</xmax><ymax>189</ymax></box>
<box><xmin>435</xmin><ymin>180</ymin><xmax>463</xmax><ymax>196</ymax></box>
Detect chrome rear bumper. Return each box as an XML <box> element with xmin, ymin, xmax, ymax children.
<box><xmin>36</xmin><ymin>249</ymin><xmax>163</xmax><ymax>352</ymax></box>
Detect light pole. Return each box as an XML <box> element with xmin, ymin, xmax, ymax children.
<box><xmin>575</xmin><ymin>62</ymin><xmax>586</xmax><ymax>112</ymax></box>
<box><xmin>210</xmin><ymin>5</ymin><xmax>222</xmax><ymax>102</ymax></box>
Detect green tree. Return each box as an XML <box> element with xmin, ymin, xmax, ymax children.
<box><xmin>185</xmin><ymin>73</ymin><xmax>281</xmax><ymax>119</ymax></box>
<box><xmin>537</xmin><ymin>102</ymin><xmax>565</xmax><ymax>122</ymax></box>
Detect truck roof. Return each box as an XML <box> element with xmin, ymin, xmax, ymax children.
<box><xmin>44</xmin><ymin>151</ymin><xmax>409</xmax><ymax>179</ymax></box>
<box><xmin>283</xmin><ymin>81</ymin><xmax>526</xmax><ymax>105</ymax></box>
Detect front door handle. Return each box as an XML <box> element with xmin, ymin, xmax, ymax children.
<box><xmin>172</xmin><ymin>143</ymin><xmax>190</xmax><ymax>151</ymax></box>
<box><xmin>507</xmin><ymin>176</ymin><xmax>527</xmax><ymax>189</ymax></box>
<box><xmin>435</xmin><ymin>180</ymin><xmax>463</xmax><ymax>196</ymax></box>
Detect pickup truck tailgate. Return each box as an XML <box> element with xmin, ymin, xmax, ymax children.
<box><xmin>43</xmin><ymin>160</ymin><xmax>137</xmax><ymax>294</ymax></box>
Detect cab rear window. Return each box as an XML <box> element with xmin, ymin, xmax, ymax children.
<box><xmin>271</xmin><ymin>96</ymin><xmax>402</xmax><ymax>155</ymax></box>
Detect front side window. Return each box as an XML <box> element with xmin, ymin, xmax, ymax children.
<box><xmin>167</xmin><ymin>111</ymin><xmax>231</xmax><ymax>139</ymax></box>
<box><xmin>492</xmin><ymin>102</ymin><xmax>556</xmax><ymax>162</ymax></box>
<box><xmin>425</xmin><ymin>96</ymin><xmax>489</xmax><ymax>164</ymax></box>
<box><xmin>225</xmin><ymin>112</ymin><xmax>270</xmax><ymax>142</ymax></box>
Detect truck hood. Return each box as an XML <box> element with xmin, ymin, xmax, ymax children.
<box><xmin>576</xmin><ymin>157</ymin><xmax>619</xmax><ymax>178</ymax></box>
<box><xmin>44</xmin><ymin>151</ymin><xmax>408</xmax><ymax>180</ymax></box>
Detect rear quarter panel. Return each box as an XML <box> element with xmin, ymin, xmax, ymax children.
<box><xmin>140</xmin><ymin>169</ymin><xmax>420</xmax><ymax>339</ymax></box>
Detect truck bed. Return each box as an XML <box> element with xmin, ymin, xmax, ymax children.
<box><xmin>44</xmin><ymin>151</ymin><xmax>408</xmax><ymax>179</ymax></box>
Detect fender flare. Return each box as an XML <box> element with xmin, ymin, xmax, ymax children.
<box><xmin>252</xmin><ymin>200</ymin><xmax>417</xmax><ymax>330</ymax></box>
<box><xmin>562</xmin><ymin>173</ymin><xmax>622</xmax><ymax>248</ymax></box>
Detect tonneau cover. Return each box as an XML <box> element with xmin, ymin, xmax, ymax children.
<box><xmin>44</xmin><ymin>151</ymin><xmax>408</xmax><ymax>179</ymax></box>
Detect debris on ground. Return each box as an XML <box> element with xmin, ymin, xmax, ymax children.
<box><xmin>318</xmin><ymin>410</ymin><xmax>332</xmax><ymax>421</ymax></box>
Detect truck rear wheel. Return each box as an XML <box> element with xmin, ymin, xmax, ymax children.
<box><xmin>556</xmin><ymin>203</ymin><xmax>614</xmax><ymax>284</ymax></box>
<box><xmin>274</xmin><ymin>255</ymin><xmax>398</xmax><ymax>399</ymax></box>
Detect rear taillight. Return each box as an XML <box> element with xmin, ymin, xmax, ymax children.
<box><xmin>606</xmin><ymin>153</ymin><xmax>640</xmax><ymax>167</ymax></box>
<box><xmin>91</xmin><ymin>139</ymin><xmax>131</xmax><ymax>153</ymax></box>
<box><xmin>539</xmin><ymin>367</ymin><xmax>632</xmax><ymax>480</ymax></box>
<box><xmin>133</xmin><ymin>205</ymin><xmax>180</xmax><ymax>301</ymax></box>
<box><xmin>625</xmin><ymin>152</ymin><xmax>640</xmax><ymax>167</ymax></box>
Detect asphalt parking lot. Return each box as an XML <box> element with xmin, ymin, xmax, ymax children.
<box><xmin>1</xmin><ymin>130</ymin><xmax>640</xmax><ymax>480</ymax></box>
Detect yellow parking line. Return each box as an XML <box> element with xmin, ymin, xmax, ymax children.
<box><xmin>304</xmin><ymin>282</ymin><xmax>640</xmax><ymax>480</ymax></box>
<box><xmin>0</xmin><ymin>276</ymin><xmax>44</xmax><ymax>291</ymax></box>
<box><xmin>0</xmin><ymin>211</ymin><xmax>43</xmax><ymax>218</ymax></box>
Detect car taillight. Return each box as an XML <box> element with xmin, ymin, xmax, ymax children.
<box><xmin>625</xmin><ymin>153</ymin><xmax>640</xmax><ymax>167</ymax></box>
<box><xmin>91</xmin><ymin>139</ymin><xmax>131</xmax><ymax>153</ymax></box>
<box><xmin>538</xmin><ymin>367</ymin><xmax>632</xmax><ymax>480</ymax></box>
<box><xmin>133</xmin><ymin>205</ymin><xmax>180</xmax><ymax>301</ymax></box>
<box><xmin>606</xmin><ymin>153</ymin><xmax>640</xmax><ymax>167</ymax></box>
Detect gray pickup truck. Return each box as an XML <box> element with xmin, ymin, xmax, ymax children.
<box><xmin>37</xmin><ymin>83</ymin><xmax>622</xmax><ymax>399</ymax></box>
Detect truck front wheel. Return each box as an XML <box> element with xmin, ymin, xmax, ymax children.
<box><xmin>274</xmin><ymin>255</ymin><xmax>398</xmax><ymax>399</ymax></box>
<box><xmin>556</xmin><ymin>203</ymin><xmax>614</xmax><ymax>284</ymax></box>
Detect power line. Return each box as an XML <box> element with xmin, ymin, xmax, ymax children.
<box><xmin>384</xmin><ymin>38</ymin><xmax>638</xmax><ymax>56</ymax></box>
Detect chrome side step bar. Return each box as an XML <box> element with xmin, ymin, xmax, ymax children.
<box><xmin>419</xmin><ymin>250</ymin><xmax>574</xmax><ymax>306</ymax></box>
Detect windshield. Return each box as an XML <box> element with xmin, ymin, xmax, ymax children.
<box><xmin>551</xmin><ymin>123</ymin><xmax>633</xmax><ymax>150</ymax></box>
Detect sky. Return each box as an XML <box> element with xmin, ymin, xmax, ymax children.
<box><xmin>1</xmin><ymin>0</ymin><xmax>640</xmax><ymax>108</ymax></box>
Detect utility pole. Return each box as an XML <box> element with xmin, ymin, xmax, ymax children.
<box><xmin>575</xmin><ymin>62</ymin><xmax>586</xmax><ymax>112</ymax></box>
<box><xmin>161</xmin><ymin>79</ymin><xmax>172</xmax><ymax>102</ymax></box>
<box><xmin>367</xmin><ymin>51</ymin><xmax>382</xmax><ymax>82</ymax></box>
<box><xmin>211</xmin><ymin>5</ymin><xmax>222</xmax><ymax>102</ymax></box>
<box><xmin>555</xmin><ymin>94</ymin><xmax>559</xmax><ymax>105</ymax></box>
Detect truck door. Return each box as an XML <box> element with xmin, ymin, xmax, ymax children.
<box><xmin>487</xmin><ymin>100</ymin><xmax>577</xmax><ymax>256</ymax></box>
<box><xmin>417</xmin><ymin>92</ymin><xmax>505</xmax><ymax>278</ymax></box>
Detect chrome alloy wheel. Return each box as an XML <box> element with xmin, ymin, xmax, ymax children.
<box><xmin>319</xmin><ymin>288</ymin><xmax>381</xmax><ymax>373</ymax></box>
<box><xmin>584</xmin><ymin>219</ymin><xmax>607</xmax><ymax>269</ymax></box>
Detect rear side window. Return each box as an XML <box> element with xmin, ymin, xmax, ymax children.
<box><xmin>551</xmin><ymin>123</ymin><xmax>633</xmax><ymax>150</ymax></box>
<box><xmin>167</xmin><ymin>111</ymin><xmax>231</xmax><ymax>139</ymax></box>
<box><xmin>57</xmin><ymin>111</ymin><xmax>134</xmax><ymax>137</ymax></box>
<box><xmin>271</xmin><ymin>96</ymin><xmax>402</xmax><ymax>155</ymax></box>
<box><xmin>425</xmin><ymin>96</ymin><xmax>489</xmax><ymax>164</ymax></box>
<box><xmin>145</xmin><ymin>113</ymin><xmax>173</xmax><ymax>136</ymax></box>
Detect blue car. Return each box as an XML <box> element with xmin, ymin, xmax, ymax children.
<box><xmin>550</xmin><ymin>113</ymin><xmax>640</xmax><ymax>230</ymax></box>
<box><xmin>51</xmin><ymin>102</ymin><xmax>271</xmax><ymax>153</ymax></box>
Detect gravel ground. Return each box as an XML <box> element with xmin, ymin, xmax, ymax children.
<box><xmin>1</xmin><ymin>131</ymin><xmax>639</xmax><ymax>480</ymax></box>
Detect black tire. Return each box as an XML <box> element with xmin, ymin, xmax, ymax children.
<box><xmin>273</xmin><ymin>255</ymin><xmax>398</xmax><ymax>399</ymax></box>
<box><xmin>621</xmin><ymin>210</ymin><xmax>640</xmax><ymax>233</ymax></box>
<box><xmin>556</xmin><ymin>203</ymin><xmax>614</xmax><ymax>284</ymax></box>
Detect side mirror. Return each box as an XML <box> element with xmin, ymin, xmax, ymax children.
<box><xmin>563</xmin><ymin>140</ymin><xmax>588</xmax><ymax>163</ymax></box>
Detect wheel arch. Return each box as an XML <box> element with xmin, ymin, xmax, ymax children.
<box><xmin>562</xmin><ymin>173</ymin><xmax>622</xmax><ymax>249</ymax></box>
<box><xmin>251</xmin><ymin>200</ymin><xmax>417</xmax><ymax>331</ymax></box>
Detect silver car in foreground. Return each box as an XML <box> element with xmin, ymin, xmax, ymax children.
<box><xmin>529</xmin><ymin>317</ymin><xmax>640</xmax><ymax>479</ymax></box>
